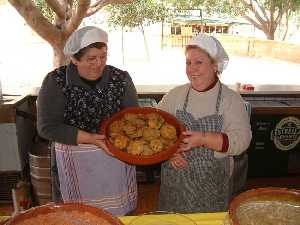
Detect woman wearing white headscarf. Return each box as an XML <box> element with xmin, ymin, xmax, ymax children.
<box><xmin>37</xmin><ymin>26</ymin><xmax>137</xmax><ymax>216</ymax></box>
<box><xmin>158</xmin><ymin>34</ymin><xmax>252</xmax><ymax>213</ymax></box>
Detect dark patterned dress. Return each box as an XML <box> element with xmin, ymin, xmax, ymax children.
<box><xmin>40</xmin><ymin>64</ymin><xmax>138</xmax><ymax>216</ymax></box>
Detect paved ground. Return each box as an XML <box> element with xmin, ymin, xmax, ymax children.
<box><xmin>1</xmin><ymin>4</ymin><xmax>300</xmax><ymax>95</ymax></box>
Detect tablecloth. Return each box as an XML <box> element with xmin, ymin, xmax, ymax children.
<box><xmin>120</xmin><ymin>212</ymin><xmax>229</xmax><ymax>225</ymax></box>
<box><xmin>1</xmin><ymin>212</ymin><xmax>229</xmax><ymax>225</ymax></box>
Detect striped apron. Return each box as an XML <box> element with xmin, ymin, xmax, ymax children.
<box><xmin>159</xmin><ymin>85</ymin><xmax>230</xmax><ymax>213</ymax></box>
<box><xmin>55</xmin><ymin>143</ymin><xmax>137</xmax><ymax>216</ymax></box>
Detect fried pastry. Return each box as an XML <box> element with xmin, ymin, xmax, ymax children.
<box><xmin>123</xmin><ymin>113</ymin><xmax>139</xmax><ymax>122</ymax></box>
<box><xmin>132</xmin><ymin>118</ymin><xmax>146</xmax><ymax>128</ymax></box>
<box><xmin>142</xmin><ymin>127</ymin><xmax>161</xmax><ymax>141</ymax></box>
<box><xmin>113</xmin><ymin>135</ymin><xmax>129</xmax><ymax>150</ymax></box>
<box><xmin>122</xmin><ymin>122</ymin><xmax>137</xmax><ymax>136</ymax></box>
<box><xmin>147</xmin><ymin>113</ymin><xmax>165</xmax><ymax>129</ymax></box>
<box><xmin>127</xmin><ymin>140</ymin><xmax>147</xmax><ymax>155</ymax></box>
<box><xmin>142</xmin><ymin>144</ymin><xmax>155</xmax><ymax>156</ymax></box>
<box><xmin>127</xmin><ymin>128</ymin><xmax>143</xmax><ymax>139</ymax></box>
<box><xmin>150</xmin><ymin>139</ymin><xmax>164</xmax><ymax>153</ymax></box>
<box><xmin>109</xmin><ymin>120</ymin><xmax>124</xmax><ymax>137</ymax></box>
<box><xmin>160</xmin><ymin>124</ymin><xmax>177</xmax><ymax>140</ymax></box>
<box><xmin>160</xmin><ymin>137</ymin><xmax>176</xmax><ymax>148</ymax></box>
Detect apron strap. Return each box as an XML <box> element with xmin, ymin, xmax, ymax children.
<box><xmin>182</xmin><ymin>86</ymin><xmax>191</xmax><ymax>112</ymax></box>
<box><xmin>183</xmin><ymin>83</ymin><xmax>223</xmax><ymax>114</ymax></box>
<box><xmin>215</xmin><ymin>84</ymin><xmax>223</xmax><ymax>114</ymax></box>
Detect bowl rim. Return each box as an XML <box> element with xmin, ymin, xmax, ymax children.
<box><xmin>228</xmin><ymin>187</ymin><xmax>300</xmax><ymax>225</ymax></box>
<box><xmin>5</xmin><ymin>202</ymin><xmax>124</xmax><ymax>225</ymax></box>
<box><xmin>100</xmin><ymin>106</ymin><xmax>186</xmax><ymax>165</ymax></box>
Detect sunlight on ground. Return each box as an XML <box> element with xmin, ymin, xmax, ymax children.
<box><xmin>0</xmin><ymin>4</ymin><xmax>300</xmax><ymax>95</ymax></box>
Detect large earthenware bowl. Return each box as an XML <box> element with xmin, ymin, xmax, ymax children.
<box><xmin>101</xmin><ymin>107</ymin><xmax>186</xmax><ymax>165</ymax></box>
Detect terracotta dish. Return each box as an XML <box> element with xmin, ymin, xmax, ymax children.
<box><xmin>229</xmin><ymin>187</ymin><xmax>300</xmax><ymax>225</ymax></box>
<box><xmin>5</xmin><ymin>203</ymin><xmax>124</xmax><ymax>225</ymax></box>
<box><xmin>101</xmin><ymin>107</ymin><xmax>186</xmax><ymax>165</ymax></box>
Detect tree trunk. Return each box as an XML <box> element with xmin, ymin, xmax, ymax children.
<box><xmin>122</xmin><ymin>26</ymin><xmax>125</xmax><ymax>65</ymax></box>
<box><xmin>53</xmin><ymin>45</ymin><xmax>69</xmax><ymax>68</ymax></box>
<box><xmin>266</xmin><ymin>32</ymin><xmax>275</xmax><ymax>40</ymax></box>
<box><xmin>140</xmin><ymin>25</ymin><xmax>150</xmax><ymax>61</ymax></box>
<box><xmin>282</xmin><ymin>13</ymin><xmax>289</xmax><ymax>41</ymax></box>
<box><xmin>261</xmin><ymin>25</ymin><xmax>275</xmax><ymax>40</ymax></box>
<box><xmin>161</xmin><ymin>20</ymin><xmax>164</xmax><ymax>50</ymax></box>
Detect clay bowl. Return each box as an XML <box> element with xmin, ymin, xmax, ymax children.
<box><xmin>229</xmin><ymin>187</ymin><xmax>300</xmax><ymax>225</ymax></box>
<box><xmin>5</xmin><ymin>203</ymin><xmax>124</xmax><ymax>225</ymax></box>
<box><xmin>101</xmin><ymin>107</ymin><xmax>186</xmax><ymax>165</ymax></box>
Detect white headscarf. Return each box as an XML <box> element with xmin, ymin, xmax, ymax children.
<box><xmin>64</xmin><ymin>26</ymin><xmax>108</xmax><ymax>56</ymax></box>
<box><xmin>187</xmin><ymin>34</ymin><xmax>229</xmax><ymax>73</ymax></box>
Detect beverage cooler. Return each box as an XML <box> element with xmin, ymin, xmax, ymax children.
<box><xmin>246</xmin><ymin>98</ymin><xmax>300</xmax><ymax>177</ymax></box>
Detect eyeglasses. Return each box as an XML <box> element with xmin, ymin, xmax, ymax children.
<box><xmin>85</xmin><ymin>54</ymin><xmax>108</xmax><ymax>65</ymax></box>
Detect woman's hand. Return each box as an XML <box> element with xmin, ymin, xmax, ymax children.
<box><xmin>77</xmin><ymin>130</ymin><xmax>114</xmax><ymax>156</ymax></box>
<box><xmin>170</xmin><ymin>153</ymin><xmax>188</xmax><ymax>169</ymax></box>
<box><xmin>91</xmin><ymin>134</ymin><xmax>114</xmax><ymax>156</ymax></box>
<box><xmin>178</xmin><ymin>131</ymin><xmax>206</xmax><ymax>152</ymax></box>
<box><xmin>178</xmin><ymin>130</ymin><xmax>224</xmax><ymax>153</ymax></box>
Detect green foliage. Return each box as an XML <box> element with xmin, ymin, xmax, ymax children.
<box><xmin>107</xmin><ymin>0</ymin><xmax>172</xmax><ymax>30</ymax></box>
<box><xmin>260</xmin><ymin>0</ymin><xmax>300</xmax><ymax>12</ymax></box>
<box><xmin>166</xmin><ymin>0</ymin><xmax>204</xmax><ymax>9</ymax></box>
<box><xmin>167</xmin><ymin>0</ymin><xmax>300</xmax><ymax>17</ymax></box>
<box><xmin>33</xmin><ymin>0</ymin><xmax>55</xmax><ymax>22</ymax></box>
<box><xmin>165</xmin><ymin>0</ymin><xmax>245</xmax><ymax>17</ymax></box>
<box><xmin>31</xmin><ymin>0</ymin><xmax>79</xmax><ymax>23</ymax></box>
<box><xmin>205</xmin><ymin>0</ymin><xmax>244</xmax><ymax>16</ymax></box>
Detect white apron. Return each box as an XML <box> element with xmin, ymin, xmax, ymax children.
<box><xmin>55</xmin><ymin>143</ymin><xmax>137</xmax><ymax>216</ymax></box>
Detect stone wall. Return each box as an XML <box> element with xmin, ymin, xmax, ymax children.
<box><xmin>216</xmin><ymin>35</ymin><xmax>300</xmax><ymax>63</ymax></box>
<box><xmin>166</xmin><ymin>34</ymin><xmax>300</xmax><ymax>64</ymax></box>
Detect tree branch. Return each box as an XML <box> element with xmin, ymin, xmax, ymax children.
<box><xmin>241</xmin><ymin>0</ymin><xmax>268</xmax><ymax>32</ymax></box>
<box><xmin>65</xmin><ymin>0</ymin><xmax>90</xmax><ymax>36</ymax></box>
<box><xmin>276</xmin><ymin>1</ymin><xmax>291</xmax><ymax>25</ymax></box>
<box><xmin>269</xmin><ymin>0</ymin><xmax>275</xmax><ymax>27</ymax></box>
<box><xmin>44</xmin><ymin>0</ymin><xmax>65</xmax><ymax>19</ymax></box>
<box><xmin>274</xmin><ymin>9</ymin><xmax>283</xmax><ymax>25</ymax></box>
<box><xmin>281</xmin><ymin>11</ymin><xmax>289</xmax><ymax>41</ymax></box>
<box><xmin>8</xmin><ymin>0</ymin><xmax>61</xmax><ymax>44</ymax></box>
<box><xmin>252</xmin><ymin>0</ymin><xmax>269</xmax><ymax>22</ymax></box>
<box><xmin>86</xmin><ymin>0</ymin><xmax>135</xmax><ymax>17</ymax></box>
<box><xmin>86</xmin><ymin>0</ymin><xmax>110</xmax><ymax>17</ymax></box>
<box><xmin>244</xmin><ymin>15</ymin><xmax>264</xmax><ymax>31</ymax></box>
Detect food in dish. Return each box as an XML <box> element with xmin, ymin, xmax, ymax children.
<box><xmin>13</xmin><ymin>210</ymin><xmax>113</xmax><ymax>225</ymax></box>
<box><xmin>149</xmin><ymin>139</ymin><xmax>164</xmax><ymax>153</ymax></box>
<box><xmin>142</xmin><ymin>127</ymin><xmax>161</xmax><ymax>141</ymax></box>
<box><xmin>127</xmin><ymin>140</ymin><xmax>147</xmax><ymax>155</ymax></box>
<box><xmin>160</xmin><ymin>124</ymin><xmax>177</xmax><ymax>140</ymax></box>
<box><xmin>229</xmin><ymin>188</ymin><xmax>300</xmax><ymax>225</ymax></box>
<box><xmin>113</xmin><ymin>135</ymin><xmax>130</xmax><ymax>150</ymax></box>
<box><xmin>236</xmin><ymin>200</ymin><xmax>300</xmax><ymax>225</ymax></box>
<box><xmin>146</xmin><ymin>113</ymin><xmax>165</xmax><ymax>129</ymax></box>
<box><xmin>109</xmin><ymin>120</ymin><xmax>125</xmax><ymax>137</ymax></box>
<box><xmin>108</xmin><ymin>112</ymin><xmax>179</xmax><ymax>156</ymax></box>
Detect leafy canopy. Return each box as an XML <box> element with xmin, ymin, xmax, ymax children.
<box><xmin>107</xmin><ymin>0</ymin><xmax>172</xmax><ymax>29</ymax></box>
